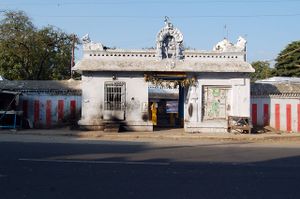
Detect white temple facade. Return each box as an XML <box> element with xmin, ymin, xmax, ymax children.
<box><xmin>73</xmin><ymin>19</ymin><xmax>254</xmax><ymax>132</ymax></box>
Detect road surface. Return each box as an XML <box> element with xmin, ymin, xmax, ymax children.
<box><xmin>0</xmin><ymin>135</ymin><xmax>300</xmax><ymax>199</ymax></box>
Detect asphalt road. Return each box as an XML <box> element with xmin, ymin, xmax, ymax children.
<box><xmin>1</xmin><ymin>136</ymin><xmax>300</xmax><ymax>199</ymax></box>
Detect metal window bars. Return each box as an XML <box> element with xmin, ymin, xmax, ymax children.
<box><xmin>104</xmin><ymin>81</ymin><xmax>125</xmax><ymax>111</ymax></box>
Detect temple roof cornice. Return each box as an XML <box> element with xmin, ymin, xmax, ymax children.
<box><xmin>73</xmin><ymin>58</ymin><xmax>254</xmax><ymax>73</ymax></box>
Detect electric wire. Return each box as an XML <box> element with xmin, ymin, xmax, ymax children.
<box><xmin>30</xmin><ymin>14</ymin><xmax>300</xmax><ymax>19</ymax></box>
<box><xmin>2</xmin><ymin>0</ymin><xmax>300</xmax><ymax>5</ymax></box>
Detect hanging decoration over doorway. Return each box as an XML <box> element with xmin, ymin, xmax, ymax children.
<box><xmin>144</xmin><ymin>73</ymin><xmax>197</xmax><ymax>88</ymax></box>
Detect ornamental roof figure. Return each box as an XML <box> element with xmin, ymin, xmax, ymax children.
<box><xmin>164</xmin><ymin>16</ymin><xmax>173</xmax><ymax>29</ymax></box>
<box><xmin>156</xmin><ymin>17</ymin><xmax>184</xmax><ymax>60</ymax></box>
<box><xmin>213</xmin><ymin>36</ymin><xmax>247</xmax><ymax>52</ymax></box>
<box><xmin>81</xmin><ymin>33</ymin><xmax>105</xmax><ymax>51</ymax></box>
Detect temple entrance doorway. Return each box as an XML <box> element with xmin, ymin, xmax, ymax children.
<box><xmin>147</xmin><ymin>72</ymin><xmax>186</xmax><ymax>130</ymax></box>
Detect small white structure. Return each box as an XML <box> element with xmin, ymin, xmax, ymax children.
<box><xmin>73</xmin><ymin>19</ymin><xmax>254</xmax><ymax>132</ymax></box>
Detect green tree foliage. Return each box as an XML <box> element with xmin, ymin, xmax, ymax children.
<box><xmin>250</xmin><ymin>61</ymin><xmax>273</xmax><ymax>82</ymax></box>
<box><xmin>0</xmin><ymin>10</ymin><xmax>80</xmax><ymax>80</ymax></box>
<box><xmin>274</xmin><ymin>41</ymin><xmax>300</xmax><ymax>77</ymax></box>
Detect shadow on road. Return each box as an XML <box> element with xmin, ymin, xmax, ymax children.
<box><xmin>1</xmin><ymin>141</ymin><xmax>300</xmax><ymax>199</ymax></box>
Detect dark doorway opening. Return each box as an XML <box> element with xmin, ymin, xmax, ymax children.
<box><xmin>147</xmin><ymin>72</ymin><xmax>185</xmax><ymax>130</ymax></box>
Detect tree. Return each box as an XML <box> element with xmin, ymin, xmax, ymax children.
<box><xmin>250</xmin><ymin>61</ymin><xmax>273</xmax><ymax>82</ymax></box>
<box><xmin>0</xmin><ymin>10</ymin><xmax>80</xmax><ymax>80</ymax></box>
<box><xmin>274</xmin><ymin>41</ymin><xmax>300</xmax><ymax>77</ymax></box>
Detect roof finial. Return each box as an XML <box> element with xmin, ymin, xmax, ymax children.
<box><xmin>164</xmin><ymin>16</ymin><xmax>169</xmax><ymax>23</ymax></box>
<box><xmin>164</xmin><ymin>16</ymin><xmax>173</xmax><ymax>28</ymax></box>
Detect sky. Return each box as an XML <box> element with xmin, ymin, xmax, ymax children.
<box><xmin>1</xmin><ymin>0</ymin><xmax>300</xmax><ymax>64</ymax></box>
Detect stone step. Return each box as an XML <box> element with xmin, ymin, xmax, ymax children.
<box><xmin>104</xmin><ymin>123</ymin><xmax>120</xmax><ymax>132</ymax></box>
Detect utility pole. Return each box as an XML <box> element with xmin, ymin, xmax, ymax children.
<box><xmin>224</xmin><ymin>24</ymin><xmax>229</xmax><ymax>39</ymax></box>
<box><xmin>70</xmin><ymin>34</ymin><xmax>76</xmax><ymax>79</ymax></box>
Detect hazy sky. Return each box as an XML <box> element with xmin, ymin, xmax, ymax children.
<box><xmin>1</xmin><ymin>0</ymin><xmax>300</xmax><ymax>64</ymax></box>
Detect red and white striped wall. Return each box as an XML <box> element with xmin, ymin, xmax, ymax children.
<box><xmin>20</xmin><ymin>94</ymin><xmax>81</xmax><ymax>128</ymax></box>
<box><xmin>251</xmin><ymin>97</ymin><xmax>300</xmax><ymax>132</ymax></box>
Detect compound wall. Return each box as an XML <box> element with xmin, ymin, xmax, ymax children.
<box><xmin>19</xmin><ymin>91</ymin><xmax>81</xmax><ymax>128</ymax></box>
<box><xmin>251</xmin><ymin>96</ymin><xmax>300</xmax><ymax>132</ymax></box>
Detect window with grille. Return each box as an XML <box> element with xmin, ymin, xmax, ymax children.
<box><xmin>104</xmin><ymin>81</ymin><xmax>126</xmax><ymax>111</ymax></box>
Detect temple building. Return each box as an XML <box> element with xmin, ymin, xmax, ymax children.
<box><xmin>73</xmin><ymin>18</ymin><xmax>254</xmax><ymax>132</ymax></box>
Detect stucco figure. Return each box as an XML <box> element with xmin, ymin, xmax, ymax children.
<box><xmin>156</xmin><ymin>17</ymin><xmax>184</xmax><ymax>59</ymax></box>
<box><xmin>213</xmin><ymin>36</ymin><xmax>247</xmax><ymax>52</ymax></box>
<box><xmin>82</xmin><ymin>33</ymin><xmax>104</xmax><ymax>51</ymax></box>
<box><xmin>235</xmin><ymin>36</ymin><xmax>247</xmax><ymax>51</ymax></box>
<box><xmin>81</xmin><ymin>34</ymin><xmax>91</xmax><ymax>44</ymax></box>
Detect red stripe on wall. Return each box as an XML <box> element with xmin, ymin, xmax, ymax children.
<box><xmin>275</xmin><ymin>104</ymin><xmax>280</xmax><ymax>131</ymax></box>
<box><xmin>22</xmin><ymin>100</ymin><xmax>28</xmax><ymax>118</ymax></box>
<box><xmin>70</xmin><ymin>100</ymin><xmax>76</xmax><ymax>120</ymax></box>
<box><xmin>46</xmin><ymin>100</ymin><xmax>51</xmax><ymax>128</ymax></box>
<box><xmin>286</xmin><ymin>104</ymin><xmax>292</xmax><ymax>132</ymax></box>
<box><xmin>34</xmin><ymin>100</ymin><xmax>40</xmax><ymax>128</ymax></box>
<box><xmin>298</xmin><ymin>104</ymin><xmax>300</xmax><ymax>132</ymax></box>
<box><xmin>252</xmin><ymin>104</ymin><xmax>257</xmax><ymax>126</ymax></box>
<box><xmin>263</xmin><ymin>104</ymin><xmax>269</xmax><ymax>126</ymax></box>
<box><xmin>58</xmin><ymin>100</ymin><xmax>64</xmax><ymax>122</ymax></box>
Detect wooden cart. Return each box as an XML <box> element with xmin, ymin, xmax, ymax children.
<box><xmin>227</xmin><ymin>116</ymin><xmax>252</xmax><ymax>134</ymax></box>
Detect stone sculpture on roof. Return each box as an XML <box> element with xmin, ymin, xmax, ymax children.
<box><xmin>81</xmin><ymin>33</ymin><xmax>104</xmax><ymax>51</ymax></box>
<box><xmin>213</xmin><ymin>36</ymin><xmax>247</xmax><ymax>52</ymax></box>
<box><xmin>156</xmin><ymin>17</ymin><xmax>184</xmax><ymax>60</ymax></box>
